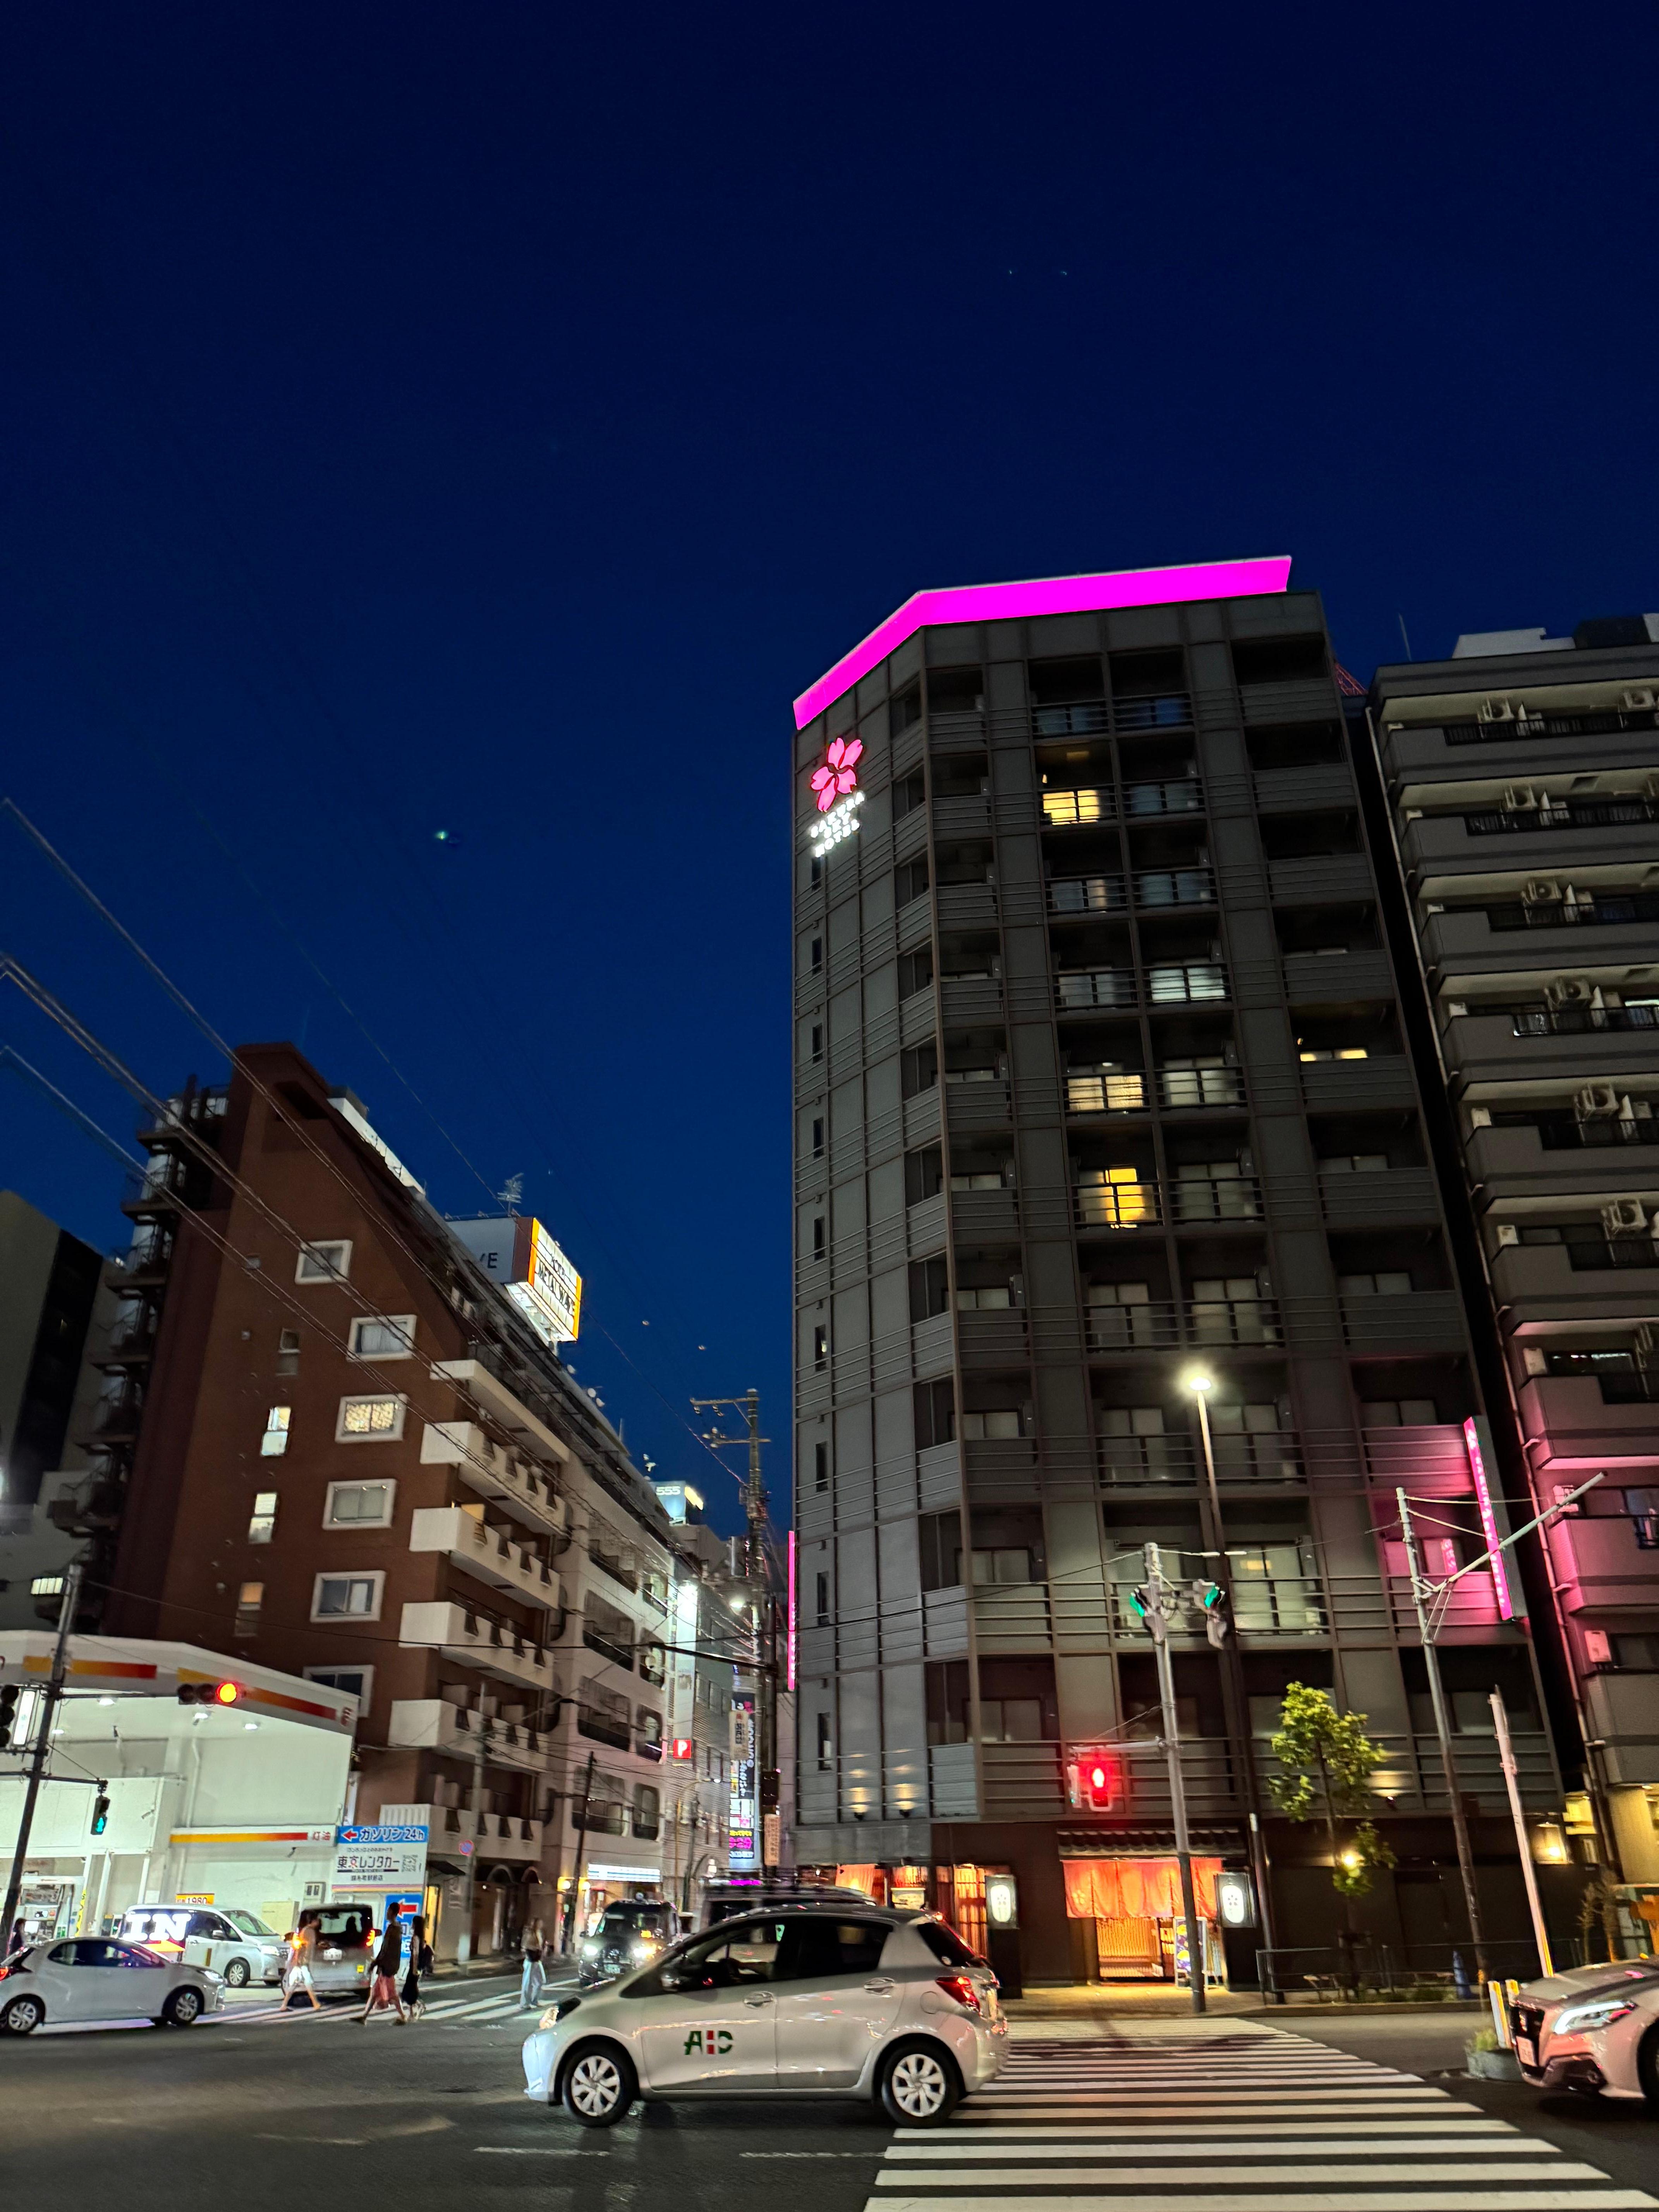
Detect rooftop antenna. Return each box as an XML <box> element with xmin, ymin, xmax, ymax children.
<box><xmin>496</xmin><ymin>1172</ymin><xmax>524</xmax><ymax>1214</ymax></box>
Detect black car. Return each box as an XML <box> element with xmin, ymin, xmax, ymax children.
<box><xmin>577</xmin><ymin>1901</ymin><xmax>683</xmax><ymax>1984</ymax></box>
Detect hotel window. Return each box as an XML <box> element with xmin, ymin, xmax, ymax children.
<box><xmin>261</xmin><ymin>1406</ymin><xmax>291</xmax><ymax>1457</ymax></box>
<box><xmin>812</xmin><ymin>1324</ymin><xmax>828</xmax><ymax>1371</ymax></box>
<box><xmin>810</xmin><ymin>1023</ymin><xmax>824</xmax><ymax>1065</ymax></box>
<box><xmin>336</xmin><ymin>1394</ymin><xmax>405</xmax><ymax>1442</ymax></box>
<box><xmin>324</xmin><ymin>1479</ymin><xmax>396</xmax><ymax>1528</ymax></box>
<box><xmin>31</xmin><ymin>1575</ymin><xmax>64</xmax><ymax>1599</ymax></box>
<box><xmin>814</xmin><ymin>1441</ymin><xmax>829</xmax><ymax>1492</ymax></box>
<box><xmin>816</xmin><ymin>1713</ymin><xmax>833</xmax><ymax>1771</ymax></box>
<box><xmin>812</xmin><ymin>1216</ymin><xmax>826</xmax><ymax>1260</ymax></box>
<box><xmin>809</xmin><ymin>936</ymin><xmax>823</xmax><ymax>975</ymax></box>
<box><xmin>815</xmin><ymin>1572</ymin><xmax>830</xmax><ymax>1625</ymax></box>
<box><xmin>276</xmin><ymin>1328</ymin><xmax>301</xmax><ymax>1376</ymax></box>
<box><xmin>295</xmin><ymin>1240</ymin><xmax>351</xmax><ymax>1284</ymax></box>
<box><xmin>811</xmin><ymin>1116</ymin><xmax>825</xmax><ymax>1159</ymax></box>
<box><xmin>247</xmin><ymin>1491</ymin><xmax>278</xmax><ymax>1544</ymax></box>
<box><xmin>234</xmin><ymin>1582</ymin><xmax>263</xmax><ymax>1637</ymax></box>
<box><xmin>312</xmin><ymin>1572</ymin><xmax>383</xmax><ymax>1622</ymax></box>
<box><xmin>348</xmin><ymin>1315</ymin><xmax>416</xmax><ymax>1360</ymax></box>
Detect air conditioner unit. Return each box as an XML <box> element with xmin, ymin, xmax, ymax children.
<box><xmin>1575</xmin><ymin>1084</ymin><xmax>1621</xmax><ymax>1120</ymax></box>
<box><xmin>1468</xmin><ymin>1104</ymin><xmax>1493</xmax><ymax>1128</ymax></box>
<box><xmin>1502</xmin><ymin>784</ymin><xmax>1539</xmax><ymax>811</ymax></box>
<box><xmin>1493</xmin><ymin>1221</ymin><xmax>1520</xmax><ymax>1247</ymax></box>
<box><xmin>1544</xmin><ymin>976</ymin><xmax>1595</xmax><ymax>1008</ymax></box>
<box><xmin>1522</xmin><ymin>879</ymin><xmax>1561</xmax><ymax>905</ymax></box>
<box><xmin>1520</xmin><ymin>1346</ymin><xmax>1547</xmax><ymax>1376</ymax></box>
<box><xmin>1621</xmin><ymin>689</ymin><xmax>1657</xmax><ymax>711</ymax></box>
<box><xmin>1601</xmin><ymin>1198</ymin><xmax>1649</xmax><ymax>1237</ymax></box>
<box><xmin>1478</xmin><ymin>697</ymin><xmax>1517</xmax><ymax>724</ymax></box>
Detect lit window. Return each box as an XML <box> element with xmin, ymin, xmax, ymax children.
<box><xmin>295</xmin><ymin>1240</ymin><xmax>351</xmax><ymax>1284</ymax></box>
<box><xmin>31</xmin><ymin>1575</ymin><xmax>65</xmax><ymax>1598</ymax></box>
<box><xmin>348</xmin><ymin>1315</ymin><xmax>416</xmax><ymax>1361</ymax></box>
<box><xmin>312</xmin><ymin>1573</ymin><xmax>383</xmax><ymax>1621</ymax></box>
<box><xmin>325</xmin><ymin>1480</ymin><xmax>395</xmax><ymax>1527</ymax></box>
<box><xmin>336</xmin><ymin>1395</ymin><xmax>404</xmax><ymax>1442</ymax></box>
<box><xmin>234</xmin><ymin>1582</ymin><xmax>263</xmax><ymax>1636</ymax></box>
<box><xmin>248</xmin><ymin>1491</ymin><xmax>278</xmax><ymax>1544</ymax></box>
<box><xmin>261</xmin><ymin>1407</ymin><xmax>291</xmax><ymax>1457</ymax></box>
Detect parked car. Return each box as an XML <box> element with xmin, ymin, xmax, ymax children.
<box><xmin>1510</xmin><ymin>1958</ymin><xmax>1659</xmax><ymax>2102</ymax></box>
<box><xmin>524</xmin><ymin>1906</ymin><xmax>1003</xmax><ymax>2127</ymax></box>
<box><xmin>118</xmin><ymin>1906</ymin><xmax>288</xmax><ymax>1988</ymax></box>
<box><xmin>0</xmin><ymin>1938</ymin><xmax>222</xmax><ymax>2033</ymax></box>
<box><xmin>578</xmin><ymin>1901</ymin><xmax>684</xmax><ymax>1985</ymax></box>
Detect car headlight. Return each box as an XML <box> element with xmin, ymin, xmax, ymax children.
<box><xmin>580</xmin><ymin>1940</ymin><xmax>600</xmax><ymax>1957</ymax></box>
<box><xmin>1553</xmin><ymin>1996</ymin><xmax>1638</xmax><ymax>2035</ymax></box>
<box><xmin>629</xmin><ymin>1938</ymin><xmax>657</xmax><ymax>1960</ymax></box>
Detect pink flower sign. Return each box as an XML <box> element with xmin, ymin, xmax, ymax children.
<box><xmin>811</xmin><ymin>735</ymin><xmax>862</xmax><ymax>812</ymax></box>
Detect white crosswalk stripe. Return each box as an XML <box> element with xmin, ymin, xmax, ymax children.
<box><xmin>204</xmin><ymin>1981</ymin><xmax>544</xmax><ymax>2028</ymax></box>
<box><xmin>866</xmin><ymin>2032</ymin><xmax>1659</xmax><ymax>2212</ymax></box>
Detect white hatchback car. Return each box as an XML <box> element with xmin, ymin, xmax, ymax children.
<box><xmin>1510</xmin><ymin>1957</ymin><xmax>1659</xmax><ymax>2102</ymax></box>
<box><xmin>0</xmin><ymin>1937</ymin><xmax>223</xmax><ymax>2033</ymax></box>
<box><xmin>523</xmin><ymin>1906</ymin><xmax>1004</xmax><ymax>2128</ymax></box>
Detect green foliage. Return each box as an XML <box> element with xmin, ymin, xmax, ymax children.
<box><xmin>1268</xmin><ymin>1682</ymin><xmax>1391</xmax><ymax>1899</ymax></box>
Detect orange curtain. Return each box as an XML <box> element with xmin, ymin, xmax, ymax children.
<box><xmin>1063</xmin><ymin>1856</ymin><xmax>1221</xmax><ymax>1919</ymax></box>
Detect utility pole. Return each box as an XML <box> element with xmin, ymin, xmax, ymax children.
<box><xmin>2</xmin><ymin>1562</ymin><xmax>82</xmax><ymax>1947</ymax></box>
<box><xmin>1491</xmin><ymin>1689</ymin><xmax>1551</xmax><ymax>1978</ymax></box>
<box><xmin>1397</xmin><ymin>1487</ymin><xmax>1488</xmax><ymax>1979</ymax></box>
<box><xmin>1187</xmin><ymin>1374</ymin><xmax>1280</xmax><ymax>1978</ymax></box>
<box><xmin>1141</xmin><ymin>1543</ymin><xmax>1206</xmax><ymax>2014</ymax></box>
<box><xmin>561</xmin><ymin>1749</ymin><xmax>598</xmax><ymax>1956</ymax></box>
<box><xmin>456</xmin><ymin>1699</ymin><xmax>491</xmax><ymax>1966</ymax></box>
<box><xmin>694</xmin><ymin>1390</ymin><xmax>777</xmax><ymax>1877</ymax></box>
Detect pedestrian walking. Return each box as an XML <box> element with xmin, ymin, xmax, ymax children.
<box><xmin>519</xmin><ymin>1920</ymin><xmax>546</xmax><ymax>2011</ymax></box>
<box><xmin>358</xmin><ymin>1918</ymin><xmax>409</xmax><ymax>2023</ymax></box>
<box><xmin>401</xmin><ymin>1914</ymin><xmax>433</xmax><ymax>2021</ymax></box>
<box><xmin>283</xmin><ymin>1918</ymin><xmax>321</xmax><ymax>2012</ymax></box>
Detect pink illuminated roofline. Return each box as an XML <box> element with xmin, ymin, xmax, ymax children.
<box><xmin>1463</xmin><ymin>1417</ymin><xmax>1515</xmax><ymax>1620</ymax></box>
<box><xmin>792</xmin><ymin>555</ymin><xmax>1294</xmax><ymax>731</ymax></box>
<box><xmin>786</xmin><ymin>1528</ymin><xmax>797</xmax><ymax>1693</ymax></box>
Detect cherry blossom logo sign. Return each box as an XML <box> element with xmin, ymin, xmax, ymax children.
<box><xmin>807</xmin><ymin>734</ymin><xmax>866</xmax><ymax>857</ymax></box>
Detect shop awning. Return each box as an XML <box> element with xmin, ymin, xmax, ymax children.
<box><xmin>1063</xmin><ymin>1855</ymin><xmax>1222</xmax><ymax>1920</ymax></box>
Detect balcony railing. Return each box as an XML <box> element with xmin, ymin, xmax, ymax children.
<box><xmin>1041</xmin><ymin>787</ymin><xmax>1115</xmax><ymax>827</ymax></box>
<box><xmin>1049</xmin><ymin>873</ymin><xmax>1126</xmax><ymax>914</ymax></box>
<box><xmin>1057</xmin><ymin>968</ymin><xmax>1136</xmax><ymax>1010</ymax></box>
<box><xmin>1075</xmin><ymin>1173</ymin><xmax>1159</xmax><ymax>1228</ymax></box>
<box><xmin>1158</xmin><ymin>1066</ymin><xmax>1245</xmax><ymax>1109</ymax></box>
<box><xmin>1442</xmin><ymin>704</ymin><xmax>1659</xmax><ymax>747</ymax></box>
<box><xmin>1030</xmin><ymin>693</ymin><xmax>1192</xmax><ymax>736</ymax></box>
<box><xmin>1465</xmin><ymin>796</ymin><xmax>1659</xmax><ymax>834</ymax></box>
<box><xmin>1533</xmin><ymin>1112</ymin><xmax>1659</xmax><ymax>1150</ymax></box>
<box><xmin>1066</xmin><ymin>1070</ymin><xmax>1148</xmax><ymax>1114</ymax></box>
<box><xmin>1148</xmin><ymin>962</ymin><xmax>1228</xmax><ymax>1004</ymax></box>
<box><xmin>1487</xmin><ymin>892</ymin><xmax>1659</xmax><ymax>932</ymax></box>
<box><xmin>1085</xmin><ymin>1299</ymin><xmax>1280</xmax><ymax>1352</ymax></box>
<box><xmin>1096</xmin><ymin>1430</ymin><xmax>1304</xmax><ymax>1487</ymax></box>
<box><xmin>1033</xmin><ymin>700</ymin><xmax>1109</xmax><ymax>736</ymax></box>
<box><xmin>1511</xmin><ymin>1003</ymin><xmax>1659</xmax><ymax>1037</ymax></box>
<box><xmin>1056</xmin><ymin>965</ymin><xmax>1229</xmax><ymax>1012</ymax></box>
<box><xmin>1126</xmin><ymin>778</ymin><xmax>1202</xmax><ymax>816</ymax></box>
<box><xmin>1170</xmin><ymin>1171</ymin><xmax>1261</xmax><ymax>1222</ymax></box>
<box><xmin>1137</xmin><ymin>867</ymin><xmax>1215</xmax><ymax>907</ymax></box>
<box><xmin>1115</xmin><ymin>692</ymin><xmax>1192</xmax><ymax>731</ymax></box>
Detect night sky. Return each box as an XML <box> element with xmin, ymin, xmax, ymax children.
<box><xmin>3</xmin><ymin>7</ymin><xmax>1656</xmax><ymax>1532</ymax></box>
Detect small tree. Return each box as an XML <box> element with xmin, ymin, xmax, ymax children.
<box><xmin>1268</xmin><ymin>1683</ymin><xmax>1396</xmax><ymax>1902</ymax></box>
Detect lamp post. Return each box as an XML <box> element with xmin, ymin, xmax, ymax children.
<box><xmin>1182</xmin><ymin>1367</ymin><xmax>1281</xmax><ymax>1984</ymax></box>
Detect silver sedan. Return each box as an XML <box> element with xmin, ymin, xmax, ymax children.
<box><xmin>1511</xmin><ymin>1958</ymin><xmax>1659</xmax><ymax>2102</ymax></box>
<box><xmin>0</xmin><ymin>1937</ymin><xmax>223</xmax><ymax>2033</ymax></box>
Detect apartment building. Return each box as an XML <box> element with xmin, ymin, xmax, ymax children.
<box><xmin>792</xmin><ymin>559</ymin><xmax>1565</xmax><ymax>1984</ymax></box>
<box><xmin>655</xmin><ymin>1482</ymin><xmax>740</xmax><ymax>1904</ymax></box>
<box><xmin>1368</xmin><ymin>615</ymin><xmax>1659</xmax><ymax>1904</ymax></box>
<box><xmin>0</xmin><ymin>1191</ymin><xmax>115</xmax><ymax>1628</ymax></box>
<box><xmin>47</xmin><ymin>1042</ymin><xmax>673</xmax><ymax>1957</ymax></box>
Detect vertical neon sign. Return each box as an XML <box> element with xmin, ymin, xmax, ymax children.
<box><xmin>1464</xmin><ymin>1417</ymin><xmax>1514</xmax><ymax>1619</ymax></box>
<box><xmin>786</xmin><ymin>1529</ymin><xmax>797</xmax><ymax>1691</ymax></box>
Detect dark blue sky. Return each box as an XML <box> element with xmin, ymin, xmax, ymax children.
<box><xmin>3</xmin><ymin>6</ymin><xmax>1656</xmax><ymax>1532</ymax></box>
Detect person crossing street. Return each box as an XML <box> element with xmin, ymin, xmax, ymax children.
<box><xmin>519</xmin><ymin>1920</ymin><xmax>546</xmax><ymax>2011</ymax></box>
<box><xmin>357</xmin><ymin>1919</ymin><xmax>408</xmax><ymax>2024</ymax></box>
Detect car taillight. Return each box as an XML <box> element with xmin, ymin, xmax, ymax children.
<box><xmin>936</xmin><ymin>1973</ymin><xmax>982</xmax><ymax>2014</ymax></box>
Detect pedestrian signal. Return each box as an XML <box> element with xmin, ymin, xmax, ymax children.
<box><xmin>0</xmin><ymin>1684</ymin><xmax>20</xmax><ymax>1747</ymax></box>
<box><xmin>1191</xmin><ymin>1579</ymin><xmax>1230</xmax><ymax>1647</ymax></box>
<box><xmin>91</xmin><ymin>1793</ymin><xmax>111</xmax><ymax>1836</ymax></box>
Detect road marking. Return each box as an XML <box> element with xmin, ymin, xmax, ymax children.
<box><xmin>475</xmin><ymin>2146</ymin><xmax>610</xmax><ymax>2156</ymax></box>
<box><xmin>876</xmin><ymin>2166</ymin><xmax>1601</xmax><ymax>2187</ymax></box>
<box><xmin>885</xmin><ymin>2139</ymin><xmax>1551</xmax><ymax>2159</ymax></box>
<box><xmin>872</xmin><ymin>2198</ymin><xmax>1658</xmax><ymax>2212</ymax></box>
<box><xmin>942</xmin><ymin>2119</ymin><xmax>1505</xmax><ymax>2138</ymax></box>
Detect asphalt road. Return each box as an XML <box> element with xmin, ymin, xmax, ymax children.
<box><xmin>3</xmin><ymin>1979</ymin><xmax>1656</xmax><ymax>2212</ymax></box>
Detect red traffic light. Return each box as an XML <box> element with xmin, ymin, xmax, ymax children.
<box><xmin>214</xmin><ymin>1680</ymin><xmax>240</xmax><ymax>1705</ymax></box>
<box><xmin>1069</xmin><ymin>1746</ymin><xmax>1120</xmax><ymax>1812</ymax></box>
<box><xmin>177</xmin><ymin>1679</ymin><xmax>244</xmax><ymax>1707</ymax></box>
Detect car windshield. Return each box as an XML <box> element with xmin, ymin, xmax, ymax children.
<box><xmin>226</xmin><ymin>1913</ymin><xmax>276</xmax><ymax>1937</ymax></box>
<box><xmin>600</xmin><ymin>1906</ymin><xmax>673</xmax><ymax>1934</ymax></box>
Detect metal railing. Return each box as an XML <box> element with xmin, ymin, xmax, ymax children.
<box><xmin>1158</xmin><ymin>1067</ymin><xmax>1246</xmax><ymax>1109</ymax></box>
<box><xmin>1465</xmin><ymin>796</ymin><xmax>1659</xmax><ymax>833</ymax></box>
<box><xmin>1126</xmin><ymin>778</ymin><xmax>1202</xmax><ymax>816</ymax></box>
<box><xmin>1509</xmin><ymin>1003</ymin><xmax>1659</xmax><ymax>1037</ymax></box>
<box><xmin>1066</xmin><ymin>1071</ymin><xmax>1149</xmax><ymax>1114</ymax></box>
<box><xmin>1042</xmin><ymin>787</ymin><xmax>1116</xmax><ymax>827</ymax></box>
<box><xmin>1442</xmin><ymin>704</ymin><xmax>1659</xmax><ymax>747</ymax></box>
<box><xmin>1075</xmin><ymin>1175</ymin><xmax>1160</xmax><ymax>1228</ymax></box>
<box><xmin>1138</xmin><ymin>867</ymin><xmax>1215</xmax><ymax>907</ymax></box>
<box><xmin>1170</xmin><ymin>1172</ymin><xmax>1261</xmax><ymax>1221</ymax></box>
<box><xmin>1487</xmin><ymin>892</ymin><xmax>1659</xmax><ymax>931</ymax></box>
<box><xmin>1049</xmin><ymin>873</ymin><xmax>1126</xmax><ymax>914</ymax></box>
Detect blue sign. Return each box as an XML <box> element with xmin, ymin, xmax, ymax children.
<box><xmin>337</xmin><ymin>1824</ymin><xmax>429</xmax><ymax>1845</ymax></box>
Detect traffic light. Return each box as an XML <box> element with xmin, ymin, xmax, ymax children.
<box><xmin>1192</xmin><ymin>1579</ymin><xmax>1230</xmax><ymax>1648</ymax></box>
<box><xmin>177</xmin><ymin>1679</ymin><xmax>241</xmax><ymax>1707</ymax></box>
<box><xmin>1084</xmin><ymin>1754</ymin><xmax>1118</xmax><ymax>1811</ymax></box>
<box><xmin>1127</xmin><ymin>1583</ymin><xmax>1166</xmax><ymax>1642</ymax></box>
<box><xmin>0</xmin><ymin>1684</ymin><xmax>19</xmax><ymax>1748</ymax></box>
<box><xmin>90</xmin><ymin>1793</ymin><xmax>110</xmax><ymax>1836</ymax></box>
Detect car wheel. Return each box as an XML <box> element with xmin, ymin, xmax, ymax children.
<box><xmin>560</xmin><ymin>2042</ymin><xmax>636</xmax><ymax>2127</ymax></box>
<box><xmin>161</xmin><ymin>1987</ymin><xmax>203</xmax><ymax>2027</ymax></box>
<box><xmin>878</xmin><ymin>2040</ymin><xmax>962</xmax><ymax>2126</ymax></box>
<box><xmin>223</xmin><ymin>1959</ymin><xmax>251</xmax><ymax>1989</ymax></box>
<box><xmin>0</xmin><ymin>1994</ymin><xmax>45</xmax><ymax>2035</ymax></box>
<box><xmin>1637</xmin><ymin>2025</ymin><xmax>1659</xmax><ymax>2111</ymax></box>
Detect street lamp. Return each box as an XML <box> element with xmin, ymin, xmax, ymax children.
<box><xmin>1180</xmin><ymin>1363</ymin><xmax>1281</xmax><ymax>1991</ymax></box>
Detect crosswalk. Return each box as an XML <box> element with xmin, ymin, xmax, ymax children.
<box><xmin>209</xmin><ymin>1978</ymin><xmax>569</xmax><ymax>2029</ymax></box>
<box><xmin>871</xmin><ymin>2031</ymin><xmax>1659</xmax><ymax>2211</ymax></box>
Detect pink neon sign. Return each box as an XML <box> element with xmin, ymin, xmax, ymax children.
<box><xmin>792</xmin><ymin>555</ymin><xmax>1293</xmax><ymax>730</ymax></box>
<box><xmin>786</xmin><ymin>1530</ymin><xmax>797</xmax><ymax>1692</ymax></box>
<box><xmin>811</xmin><ymin>735</ymin><xmax>862</xmax><ymax>812</ymax></box>
<box><xmin>1464</xmin><ymin>1417</ymin><xmax>1514</xmax><ymax>1619</ymax></box>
